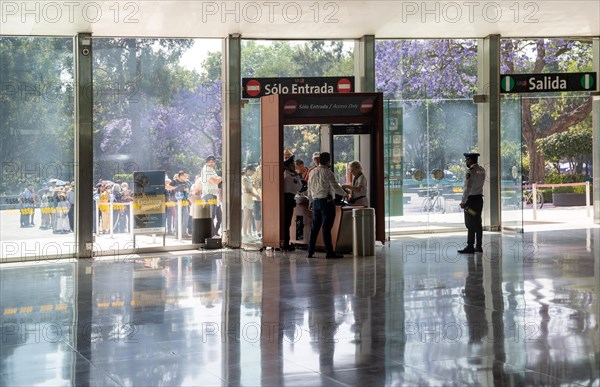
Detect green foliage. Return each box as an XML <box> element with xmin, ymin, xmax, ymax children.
<box><xmin>239</xmin><ymin>40</ymin><xmax>355</xmax><ymax>164</ymax></box>
<box><xmin>448</xmin><ymin>164</ymin><xmax>465</xmax><ymax>181</ymax></box>
<box><xmin>545</xmin><ymin>172</ymin><xmax>586</xmax><ymax>184</ymax></box>
<box><xmin>536</xmin><ymin>124</ymin><xmax>592</xmax><ymax>175</ymax></box>
<box><xmin>553</xmin><ymin>186</ymin><xmax>577</xmax><ymax>194</ymax></box>
<box><xmin>500</xmin><ymin>139</ymin><xmax>521</xmax><ymax>179</ymax></box>
<box><xmin>333</xmin><ymin>162</ymin><xmax>348</xmax><ymax>185</ymax></box>
<box><xmin>170</xmin><ymin>154</ymin><xmax>205</xmax><ymax>178</ymax></box>
<box><xmin>540</xmin><ymin>188</ymin><xmax>554</xmax><ymax>203</ymax></box>
<box><xmin>283</xmin><ymin>125</ymin><xmax>322</xmax><ymax>166</ymax></box>
<box><xmin>0</xmin><ymin>37</ymin><xmax>75</xmax><ymax>194</ymax></box>
<box><xmin>241</xmin><ymin>40</ymin><xmax>353</xmax><ymax>78</ymax></box>
<box><xmin>112</xmin><ymin>174</ymin><xmax>133</xmax><ymax>183</ymax></box>
<box><xmin>521</xmin><ymin>155</ymin><xmax>530</xmax><ymax>179</ymax></box>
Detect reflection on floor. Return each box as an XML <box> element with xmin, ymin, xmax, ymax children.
<box><xmin>1</xmin><ymin>228</ymin><xmax>598</xmax><ymax>386</ymax></box>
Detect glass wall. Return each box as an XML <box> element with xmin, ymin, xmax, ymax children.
<box><xmin>499</xmin><ymin>38</ymin><xmax>593</xmax><ymax>230</ymax></box>
<box><xmin>91</xmin><ymin>38</ymin><xmax>222</xmax><ymax>254</ymax></box>
<box><xmin>376</xmin><ymin>39</ymin><xmax>479</xmax><ymax>233</ymax></box>
<box><xmin>240</xmin><ymin>40</ymin><xmax>354</xmax><ymax>247</ymax></box>
<box><xmin>0</xmin><ymin>37</ymin><xmax>75</xmax><ymax>261</ymax></box>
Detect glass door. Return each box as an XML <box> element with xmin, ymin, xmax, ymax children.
<box><xmin>0</xmin><ymin>36</ymin><xmax>76</xmax><ymax>261</ymax></box>
<box><xmin>500</xmin><ymin>95</ymin><xmax>524</xmax><ymax>232</ymax></box>
<box><xmin>384</xmin><ymin>98</ymin><xmax>478</xmax><ymax>234</ymax></box>
<box><xmin>91</xmin><ymin>38</ymin><xmax>223</xmax><ymax>254</ymax></box>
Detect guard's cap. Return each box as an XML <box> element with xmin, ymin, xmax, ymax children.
<box><xmin>206</xmin><ymin>155</ymin><xmax>216</xmax><ymax>162</ymax></box>
<box><xmin>283</xmin><ymin>155</ymin><xmax>295</xmax><ymax>166</ymax></box>
<box><xmin>463</xmin><ymin>152</ymin><xmax>480</xmax><ymax>159</ymax></box>
<box><xmin>312</xmin><ymin>152</ymin><xmax>320</xmax><ymax>159</ymax></box>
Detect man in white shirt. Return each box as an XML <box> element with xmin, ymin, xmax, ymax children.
<box><xmin>307</xmin><ymin>152</ymin><xmax>347</xmax><ymax>259</ymax></box>
<box><xmin>201</xmin><ymin>155</ymin><xmax>222</xmax><ymax>236</ymax></box>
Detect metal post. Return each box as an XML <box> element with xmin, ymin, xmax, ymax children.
<box><xmin>75</xmin><ymin>33</ymin><xmax>94</xmax><ymax>257</ymax></box>
<box><xmin>129</xmin><ymin>202</ymin><xmax>134</xmax><ymax>239</ymax></box>
<box><xmin>109</xmin><ymin>200</ymin><xmax>114</xmax><ymax>239</ymax></box>
<box><xmin>532</xmin><ymin>183</ymin><xmax>537</xmax><ymax>220</ymax></box>
<box><xmin>586</xmin><ymin>181</ymin><xmax>591</xmax><ymax>218</ymax></box>
<box><xmin>177</xmin><ymin>201</ymin><xmax>182</xmax><ymax>241</ymax></box>
<box><xmin>95</xmin><ymin>199</ymin><xmax>99</xmax><ymax>237</ymax></box>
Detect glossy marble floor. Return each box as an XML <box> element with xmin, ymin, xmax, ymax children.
<box><xmin>1</xmin><ymin>228</ymin><xmax>599</xmax><ymax>386</ymax></box>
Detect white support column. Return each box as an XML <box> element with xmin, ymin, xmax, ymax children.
<box><xmin>222</xmin><ymin>35</ymin><xmax>242</xmax><ymax>247</ymax></box>
<box><xmin>477</xmin><ymin>36</ymin><xmax>502</xmax><ymax>231</ymax></box>
<box><xmin>592</xmin><ymin>38</ymin><xmax>599</xmax><ymax>224</ymax></box>
<box><xmin>354</xmin><ymin>36</ymin><xmax>375</xmax><ymax>206</ymax></box>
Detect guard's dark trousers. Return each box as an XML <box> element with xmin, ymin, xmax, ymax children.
<box><xmin>464</xmin><ymin>195</ymin><xmax>483</xmax><ymax>249</ymax></box>
<box><xmin>283</xmin><ymin>193</ymin><xmax>296</xmax><ymax>249</ymax></box>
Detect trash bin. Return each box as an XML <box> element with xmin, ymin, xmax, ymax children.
<box><xmin>192</xmin><ymin>203</ymin><xmax>212</xmax><ymax>244</ymax></box>
<box><xmin>352</xmin><ymin>208</ymin><xmax>376</xmax><ymax>256</ymax></box>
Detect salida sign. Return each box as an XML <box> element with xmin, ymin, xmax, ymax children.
<box><xmin>242</xmin><ymin>76</ymin><xmax>354</xmax><ymax>98</ymax></box>
<box><xmin>500</xmin><ymin>72</ymin><xmax>596</xmax><ymax>93</ymax></box>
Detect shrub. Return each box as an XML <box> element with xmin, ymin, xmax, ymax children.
<box><xmin>552</xmin><ymin>185</ymin><xmax>590</xmax><ymax>194</ymax></box>
<box><xmin>545</xmin><ymin>172</ymin><xmax>586</xmax><ymax>184</ymax></box>
<box><xmin>553</xmin><ymin>186</ymin><xmax>576</xmax><ymax>194</ymax></box>
<box><xmin>540</xmin><ymin>188</ymin><xmax>553</xmax><ymax>203</ymax></box>
<box><xmin>113</xmin><ymin>173</ymin><xmax>133</xmax><ymax>183</ymax></box>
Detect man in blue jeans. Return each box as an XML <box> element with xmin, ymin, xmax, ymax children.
<box><xmin>307</xmin><ymin>152</ymin><xmax>347</xmax><ymax>259</ymax></box>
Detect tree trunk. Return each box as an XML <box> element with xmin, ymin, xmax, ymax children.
<box><xmin>125</xmin><ymin>39</ymin><xmax>150</xmax><ymax>171</ymax></box>
<box><xmin>530</xmin><ymin>141</ymin><xmax>545</xmax><ymax>183</ymax></box>
<box><xmin>521</xmin><ymin>93</ymin><xmax>592</xmax><ymax>183</ymax></box>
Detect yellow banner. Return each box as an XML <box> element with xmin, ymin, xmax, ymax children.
<box><xmin>133</xmin><ymin>195</ymin><xmax>166</xmax><ymax>215</ymax></box>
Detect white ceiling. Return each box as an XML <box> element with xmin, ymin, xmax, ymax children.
<box><xmin>1</xmin><ymin>0</ymin><xmax>599</xmax><ymax>39</ymax></box>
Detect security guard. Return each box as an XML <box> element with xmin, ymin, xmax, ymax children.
<box><xmin>459</xmin><ymin>152</ymin><xmax>486</xmax><ymax>254</ymax></box>
<box><xmin>283</xmin><ymin>155</ymin><xmax>304</xmax><ymax>251</ymax></box>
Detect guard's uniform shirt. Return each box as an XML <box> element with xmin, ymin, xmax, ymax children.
<box><xmin>461</xmin><ymin>163</ymin><xmax>485</xmax><ymax>203</ymax></box>
<box><xmin>308</xmin><ymin>165</ymin><xmax>346</xmax><ymax>201</ymax></box>
<box><xmin>284</xmin><ymin>169</ymin><xmax>303</xmax><ymax>194</ymax></box>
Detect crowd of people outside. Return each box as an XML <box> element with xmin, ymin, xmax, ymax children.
<box><xmin>162</xmin><ymin>159</ymin><xmax>223</xmax><ymax>239</ymax></box>
<box><xmin>241</xmin><ymin>160</ymin><xmax>263</xmax><ymax>243</ymax></box>
<box><xmin>14</xmin><ymin>152</ymin><xmax>367</xmax><ymax>245</ymax></box>
<box><xmin>18</xmin><ymin>179</ymin><xmax>76</xmax><ymax>234</ymax></box>
<box><xmin>95</xmin><ymin>180</ymin><xmax>133</xmax><ymax>234</ymax></box>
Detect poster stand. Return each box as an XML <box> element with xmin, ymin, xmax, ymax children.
<box><xmin>132</xmin><ymin>170</ymin><xmax>167</xmax><ymax>247</ymax></box>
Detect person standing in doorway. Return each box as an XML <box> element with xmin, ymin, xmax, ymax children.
<box><xmin>459</xmin><ymin>152</ymin><xmax>486</xmax><ymax>254</ymax></box>
<box><xmin>170</xmin><ymin>171</ymin><xmax>190</xmax><ymax>238</ymax></box>
<box><xmin>19</xmin><ymin>184</ymin><xmax>35</xmax><ymax>227</ymax></box>
<box><xmin>252</xmin><ymin>159</ymin><xmax>263</xmax><ymax>238</ymax></box>
<box><xmin>295</xmin><ymin>159</ymin><xmax>308</xmax><ymax>180</ymax></box>
<box><xmin>66</xmin><ymin>182</ymin><xmax>75</xmax><ymax>232</ymax></box>
<box><xmin>307</xmin><ymin>152</ymin><xmax>347</xmax><ymax>259</ymax></box>
<box><xmin>201</xmin><ymin>155</ymin><xmax>222</xmax><ymax>236</ymax></box>
<box><xmin>282</xmin><ymin>155</ymin><xmax>303</xmax><ymax>251</ymax></box>
<box><xmin>242</xmin><ymin>164</ymin><xmax>260</xmax><ymax>241</ymax></box>
<box><xmin>305</xmin><ymin>152</ymin><xmax>320</xmax><ymax>181</ymax></box>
